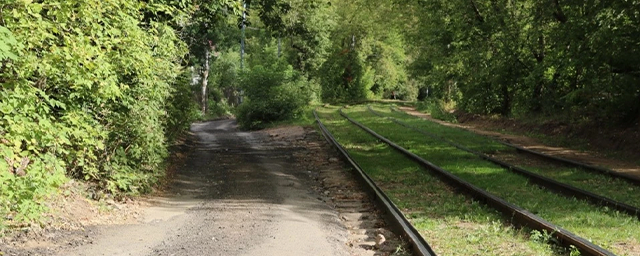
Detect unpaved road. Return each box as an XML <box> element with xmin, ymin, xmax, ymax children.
<box><xmin>71</xmin><ymin>119</ymin><xmax>351</xmax><ymax>256</ymax></box>
<box><xmin>4</xmin><ymin>120</ymin><xmax>360</xmax><ymax>256</ymax></box>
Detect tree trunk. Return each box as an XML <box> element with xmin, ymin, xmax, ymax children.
<box><xmin>501</xmin><ymin>84</ymin><xmax>511</xmax><ymax>116</ymax></box>
<box><xmin>470</xmin><ymin>0</ymin><xmax>485</xmax><ymax>23</ymax></box>
<box><xmin>531</xmin><ymin>35</ymin><xmax>545</xmax><ymax>113</ymax></box>
<box><xmin>351</xmin><ymin>35</ymin><xmax>356</xmax><ymax>49</ymax></box>
<box><xmin>278</xmin><ymin>37</ymin><xmax>281</xmax><ymax>58</ymax></box>
<box><xmin>201</xmin><ymin>49</ymin><xmax>210</xmax><ymax>114</ymax></box>
<box><xmin>552</xmin><ymin>0</ymin><xmax>568</xmax><ymax>23</ymax></box>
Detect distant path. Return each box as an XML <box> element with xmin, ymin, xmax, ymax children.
<box><xmin>58</xmin><ymin>119</ymin><xmax>351</xmax><ymax>256</ymax></box>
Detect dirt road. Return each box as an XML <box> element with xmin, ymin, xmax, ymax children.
<box><xmin>26</xmin><ymin>120</ymin><xmax>354</xmax><ymax>256</ymax></box>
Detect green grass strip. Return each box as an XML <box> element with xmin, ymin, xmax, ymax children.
<box><xmin>346</xmin><ymin>105</ymin><xmax>640</xmax><ymax>256</ymax></box>
<box><xmin>373</xmin><ymin>104</ymin><xmax>640</xmax><ymax>210</ymax></box>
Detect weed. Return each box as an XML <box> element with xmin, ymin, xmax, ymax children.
<box><xmin>415</xmin><ymin>99</ymin><xmax>458</xmax><ymax>123</ymax></box>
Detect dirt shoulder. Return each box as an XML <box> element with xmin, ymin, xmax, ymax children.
<box><xmin>398</xmin><ymin>106</ymin><xmax>640</xmax><ymax>178</ymax></box>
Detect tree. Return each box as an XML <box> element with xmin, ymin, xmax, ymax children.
<box><xmin>181</xmin><ymin>0</ymin><xmax>243</xmax><ymax>114</ymax></box>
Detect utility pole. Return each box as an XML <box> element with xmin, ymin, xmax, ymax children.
<box><xmin>239</xmin><ymin>1</ymin><xmax>247</xmax><ymax>104</ymax></box>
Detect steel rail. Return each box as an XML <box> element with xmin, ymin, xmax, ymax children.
<box><xmin>389</xmin><ymin>106</ymin><xmax>640</xmax><ymax>186</ymax></box>
<box><xmin>339</xmin><ymin>108</ymin><xmax>615</xmax><ymax>256</ymax></box>
<box><xmin>500</xmin><ymin>142</ymin><xmax>640</xmax><ymax>186</ymax></box>
<box><xmin>367</xmin><ymin>106</ymin><xmax>640</xmax><ymax>219</ymax></box>
<box><xmin>313</xmin><ymin>110</ymin><xmax>437</xmax><ymax>256</ymax></box>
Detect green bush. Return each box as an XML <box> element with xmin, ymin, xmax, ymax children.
<box><xmin>165</xmin><ymin>70</ymin><xmax>202</xmax><ymax>142</ymax></box>
<box><xmin>0</xmin><ymin>0</ymin><xmax>192</xmax><ymax>228</ymax></box>
<box><xmin>205</xmin><ymin>49</ymin><xmax>241</xmax><ymax>119</ymax></box>
<box><xmin>236</xmin><ymin>44</ymin><xmax>311</xmax><ymax>129</ymax></box>
<box><xmin>318</xmin><ymin>50</ymin><xmax>374</xmax><ymax>102</ymax></box>
<box><xmin>416</xmin><ymin>99</ymin><xmax>457</xmax><ymax>123</ymax></box>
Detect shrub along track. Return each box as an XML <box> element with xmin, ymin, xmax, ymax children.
<box><xmin>338</xmin><ymin>105</ymin><xmax>640</xmax><ymax>255</ymax></box>
<box><xmin>366</xmin><ymin>105</ymin><xmax>640</xmax><ymax>220</ymax></box>
<box><xmin>316</xmin><ymin>107</ymin><xmax>561</xmax><ymax>256</ymax></box>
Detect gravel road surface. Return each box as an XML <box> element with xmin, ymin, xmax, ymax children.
<box><xmin>57</xmin><ymin>119</ymin><xmax>352</xmax><ymax>256</ymax></box>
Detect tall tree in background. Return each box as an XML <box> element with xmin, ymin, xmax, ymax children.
<box><xmin>318</xmin><ymin>0</ymin><xmax>414</xmax><ymax>102</ymax></box>
<box><xmin>407</xmin><ymin>0</ymin><xmax>640</xmax><ymax>124</ymax></box>
<box><xmin>181</xmin><ymin>0</ymin><xmax>242</xmax><ymax>114</ymax></box>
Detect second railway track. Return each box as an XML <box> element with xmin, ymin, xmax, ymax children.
<box><xmin>366</xmin><ymin>105</ymin><xmax>640</xmax><ymax>220</ymax></box>
<box><xmin>376</xmin><ymin>105</ymin><xmax>640</xmax><ymax>212</ymax></box>
<box><xmin>388</xmin><ymin>105</ymin><xmax>640</xmax><ymax>187</ymax></box>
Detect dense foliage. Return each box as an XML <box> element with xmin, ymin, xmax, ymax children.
<box><xmin>206</xmin><ymin>49</ymin><xmax>241</xmax><ymax>117</ymax></box>
<box><xmin>409</xmin><ymin>0</ymin><xmax>640</xmax><ymax>124</ymax></box>
<box><xmin>236</xmin><ymin>42</ymin><xmax>312</xmax><ymax>129</ymax></box>
<box><xmin>204</xmin><ymin>0</ymin><xmax>640</xmax><ymax>128</ymax></box>
<box><xmin>231</xmin><ymin>0</ymin><xmax>413</xmax><ymax>126</ymax></box>
<box><xmin>317</xmin><ymin>1</ymin><xmax>412</xmax><ymax>102</ymax></box>
<box><xmin>248</xmin><ymin>0</ymin><xmax>640</xmax><ymax>125</ymax></box>
<box><xmin>0</xmin><ymin>0</ymin><xmax>234</xmax><ymax>228</ymax></box>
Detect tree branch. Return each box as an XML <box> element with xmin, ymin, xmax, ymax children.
<box><xmin>470</xmin><ymin>0</ymin><xmax>485</xmax><ymax>23</ymax></box>
<box><xmin>552</xmin><ymin>0</ymin><xmax>567</xmax><ymax>23</ymax></box>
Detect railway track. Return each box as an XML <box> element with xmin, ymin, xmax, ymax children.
<box><xmin>389</xmin><ymin>106</ymin><xmax>640</xmax><ymax>186</ymax></box>
<box><xmin>366</xmin><ymin>105</ymin><xmax>640</xmax><ymax>220</ymax></box>
<box><xmin>334</xmin><ymin>107</ymin><xmax>616</xmax><ymax>256</ymax></box>
<box><xmin>314</xmin><ymin>110</ymin><xmax>436</xmax><ymax>256</ymax></box>
<box><xmin>315</xmin><ymin>152</ymin><xmax>409</xmax><ymax>255</ymax></box>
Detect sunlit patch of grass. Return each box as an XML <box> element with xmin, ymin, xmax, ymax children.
<box><xmin>373</xmin><ymin>105</ymin><xmax>640</xmax><ymax>211</ymax></box>
<box><xmin>346</xmin><ymin>105</ymin><xmax>640</xmax><ymax>255</ymax></box>
<box><xmin>315</xmin><ymin>106</ymin><xmax>559</xmax><ymax>256</ymax></box>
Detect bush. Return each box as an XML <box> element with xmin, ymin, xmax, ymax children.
<box><xmin>318</xmin><ymin>50</ymin><xmax>374</xmax><ymax>103</ymax></box>
<box><xmin>0</xmin><ymin>0</ymin><xmax>190</xmax><ymax>228</ymax></box>
<box><xmin>165</xmin><ymin>70</ymin><xmax>202</xmax><ymax>142</ymax></box>
<box><xmin>416</xmin><ymin>99</ymin><xmax>457</xmax><ymax>123</ymax></box>
<box><xmin>236</xmin><ymin>44</ymin><xmax>311</xmax><ymax>129</ymax></box>
<box><xmin>205</xmin><ymin>49</ymin><xmax>241</xmax><ymax>119</ymax></box>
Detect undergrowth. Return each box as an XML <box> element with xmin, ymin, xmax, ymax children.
<box><xmin>0</xmin><ymin>1</ymin><xmax>198</xmax><ymax>231</ymax></box>
<box><xmin>414</xmin><ymin>99</ymin><xmax>457</xmax><ymax>123</ymax></box>
<box><xmin>236</xmin><ymin>43</ymin><xmax>316</xmax><ymax>130</ymax></box>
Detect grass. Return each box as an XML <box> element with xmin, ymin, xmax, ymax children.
<box><xmin>372</xmin><ymin>105</ymin><xmax>640</xmax><ymax>210</ymax></box>
<box><xmin>408</xmin><ymin>102</ymin><xmax>640</xmax><ymax>166</ymax></box>
<box><xmin>316</xmin><ymin>106</ymin><xmax>560</xmax><ymax>256</ymax></box>
<box><xmin>344</xmin><ymin>105</ymin><xmax>640</xmax><ymax>255</ymax></box>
